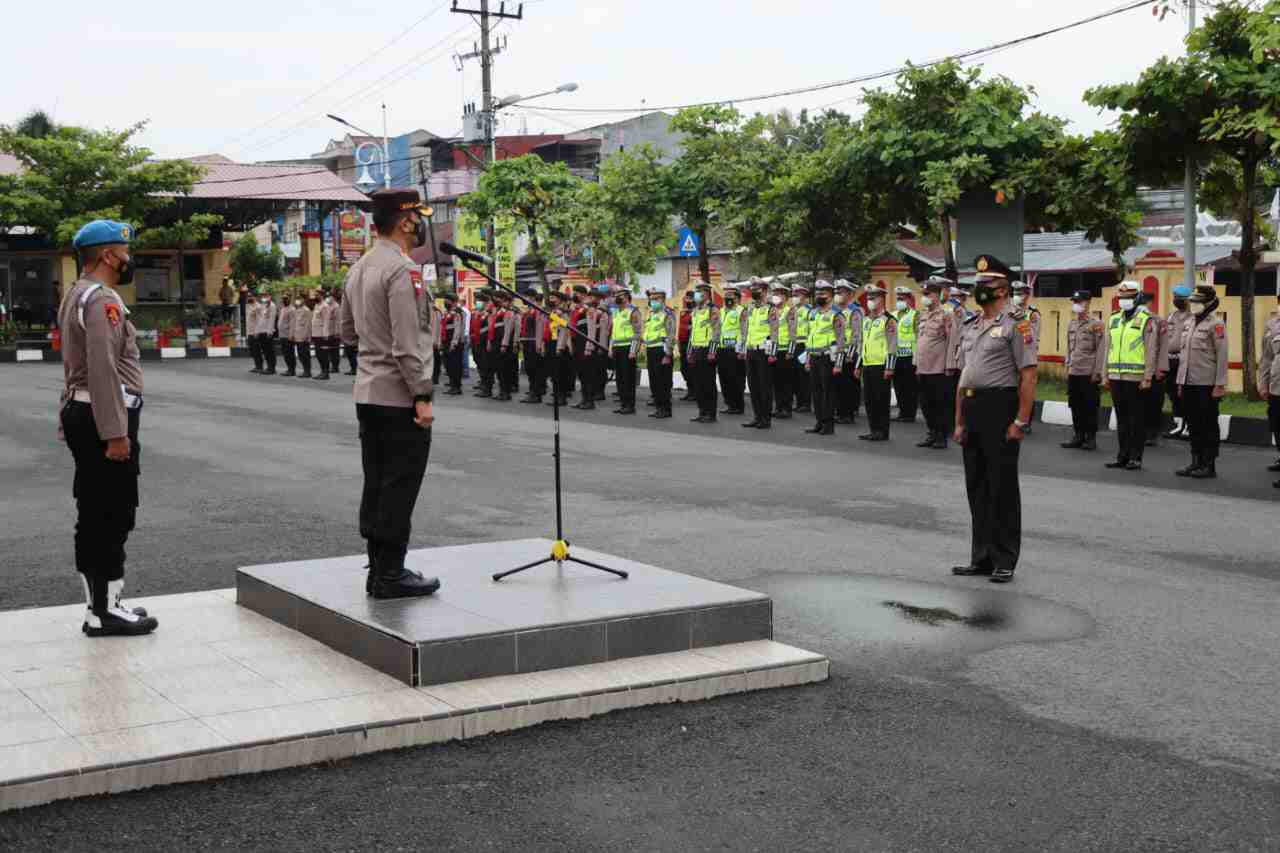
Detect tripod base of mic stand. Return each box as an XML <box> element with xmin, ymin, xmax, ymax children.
<box><xmin>493</xmin><ymin>540</ymin><xmax>630</xmax><ymax>582</ymax></box>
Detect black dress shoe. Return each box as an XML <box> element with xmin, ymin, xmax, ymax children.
<box><xmin>655</xmin><ymin>409</ymin><xmax>672</xmax><ymax>419</ymax></box>
<box><xmin>775</xmin><ymin>411</ymin><xmax>792</xmax><ymax>420</ymax></box>
<box><xmin>867</xmin><ymin>432</ymin><xmax>889</xmax><ymax>442</ymax></box>
<box><xmin>820</xmin><ymin>426</ymin><xmax>835</xmax><ymax>436</ymax></box>
<box><xmin>916</xmin><ymin>434</ymin><xmax>937</xmax><ymax>448</ymax></box>
<box><xmin>952</xmin><ymin>564</ymin><xmax>993</xmax><ymax>576</ymax></box>
<box><xmin>1189</xmin><ymin>462</ymin><xmax>1217</xmax><ymax>479</ymax></box>
<box><xmin>1060</xmin><ymin>434</ymin><xmax>1084</xmax><ymax>449</ymax></box>
<box><xmin>835</xmin><ymin>417</ymin><xmax>853</xmax><ymax>425</ymax></box>
<box><xmin>314</xmin><ymin>373</ymin><xmax>329</xmax><ymax>381</ymax></box>
<box><xmin>250</xmin><ymin>367</ymin><xmax>263</xmax><ymax>374</ymax></box>
<box><xmin>930</xmin><ymin>437</ymin><xmax>948</xmax><ymax>449</ymax></box>
<box><xmin>858</xmin><ymin>433</ymin><xmax>875</xmax><ymax>440</ymax></box>
<box><xmin>263</xmin><ymin>369</ymin><xmax>276</xmax><ymax>375</ymax></box>
<box><xmin>345</xmin><ymin>370</ymin><xmax>358</xmax><ymax>376</ymax></box>
<box><xmin>805</xmin><ymin>426</ymin><xmax>823</xmax><ymax>434</ymax></box>
<box><xmin>691</xmin><ymin>415</ymin><xmax>709</xmax><ymax>423</ymax></box>
<box><xmin>1273</xmin><ymin>480</ymin><xmax>1280</xmax><ymax>489</ymax></box>
<box><xmin>372</xmin><ymin>570</ymin><xmax>441</xmax><ymax>600</ymax></box>
<box><xmin>1266</xmin><ymin>459</ymin><xmax>1280</xmax><ymax>472</ymax></box>
<box><xmin>679</xmin><ymin>394</ymin><xmax>696</xmax><ymax>401</ymax></box>
<box><xmin>1145</xmin><ymin>437</ymin><xmax>1158</xmax><ymax>447</ymax></box>
<box><xmin>989</xmin><ymin>567</ymin><xmax>1015</xmax><ymax>583</ymax></box>
<box><xmin>755</xmin><ymin>421</ymin><xmax>771</xmax><ymax>429</ymax></box>
<box><xmin>894</xmin><ymin>415</ymin><xmax>915</xmax><ymax>422</ymax></box>
<box><xmin>795</xmin><ymin>406</ymin><xmax>811</xmax><ymax>414</ymax></box>
<box><xmin>619</xmin><ymin>406</ymin><xmax>636</xmax><ymax>414</ymax></box>
<box><xmin>742</xmin><ymin>420</ymin><xmax>761</xmax><ymax>428</ymax></box>
<box><xmin>1105</xmin><ymin>460</ymin><xmax>1129</xmax><ymax>469</ymax></box>
<box><xmin>1081</xmin><ymin>435</ymin><xmax>1097</xmax><ymax>451</ymax></box>
<box><xmin>1124</xmin><ymin>460</ymin><xmax>1143</xmax><ymax>471</ymax></box>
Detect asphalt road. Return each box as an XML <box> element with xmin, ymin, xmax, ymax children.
<box><xmin>1</xmin><ymin>361</ymin><xmax>1277</xmax><ymax>852</ymax></box>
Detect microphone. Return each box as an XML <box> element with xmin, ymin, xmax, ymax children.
<box><xmin>438</xmin><ymin>242</ymin><xmax>492</xmax><ymax>266</ymax></box>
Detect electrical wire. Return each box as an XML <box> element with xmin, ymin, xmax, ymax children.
<box><xmin>504</xmin><ymin>0</ymin><xmax>1158</xmax><ymax>116</ymax></box>
<box><xmin>216</xmin><ymin>0</ymin><xmax>453</xmax><ymax>154</ymax></box>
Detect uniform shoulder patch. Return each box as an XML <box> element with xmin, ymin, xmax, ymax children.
<box><xmin>1016</xmin><ymin>320</ymin><xmax>1033</xmax><ymax>344</ymax></box>
<box><xmin>104</xmin><ymin>302</ymin><xmax>122</xmax><ymax>327</ymax></box>
<box><xmin>1215</xmin><ymin>323</ymin><xmax>1225</xmax><ymax>339</ymax></box>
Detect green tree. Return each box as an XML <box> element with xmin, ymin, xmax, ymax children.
<box><xmin>228</xmin><ymin>233</ymin><xmax>284</xmax><ymax>291</ymax></box>
<box><xmin>1086</xmin><ymin>0</ymin><xmax>1280</xmax><ymax>396</ymax></box>
<box><xmin>462</xmin><ymin>155</ymin><xmax>581</xmax><ymax>291</ymax></box>
<box><xmin>568</xmin><ymin>145</ymin><xmax>674</xmax><ymax>286</ymax></box>
<box><xmin>0</xmin><ymin>120</ymin><xmax>205</xmax><ymax>245</ymax></box>
<box><xmin>667</xmin><ymin>105</ymin><xmax>777</xmax><ymax>284</ymax></box>
<box><xmin>857</xmin><ymin>61</ymin><xmax>1068</xmax><ymax>278</ymax></box>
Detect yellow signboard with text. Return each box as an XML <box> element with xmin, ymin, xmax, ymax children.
<box><xmin>455</xmin><ymin>212</ymin><xmax>517</xmax><ymax>285</ymax></box>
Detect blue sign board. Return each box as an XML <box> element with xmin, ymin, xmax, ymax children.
<box><xmin>676</xmin><ymin>227</ymin><xmax>700</xmax><ymax>257</ymax></box>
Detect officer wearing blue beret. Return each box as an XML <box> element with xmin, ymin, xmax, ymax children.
<box><xmin>57</xmin><ymin>220</ymin><xmax>158</xmax><ymax>636</ymax></box>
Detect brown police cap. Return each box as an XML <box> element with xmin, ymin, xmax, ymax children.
<box><xmin>371</xmin><ymin>187</ymin><xmax>429</xmax><ymax>217</ymax></box>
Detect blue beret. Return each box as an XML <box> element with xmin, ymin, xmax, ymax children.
<box><xmin>1172</xmin><ymin>285</ymin><xmax>1192</xmax><ymax>298</ymax></box>
<box><xmin>73</xmin><ymin>220</ymin><xmax>133</xmax><ymax>249</ymax></box>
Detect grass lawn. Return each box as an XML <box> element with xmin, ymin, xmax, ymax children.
<box><xmin>1035</xmin><ymin>375</ymin><xmax>1267</xmax><ymax>419</ymax></box>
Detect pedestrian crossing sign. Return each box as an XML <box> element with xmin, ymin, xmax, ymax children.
<box><xmin>677</xmin><ymin>227</ymin><xmax>700</xmax><ymax>257</ymax></box>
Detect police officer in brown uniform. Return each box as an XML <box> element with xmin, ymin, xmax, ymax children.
<box><xmin>311</xmin><ymin>291</ymin><xmax>331</xmax><ymax>380</ymax></box>
<box><xmin>246</xmin><ymin>293</ymin><xmax>264</xmax><ymax>372</ymax></box>
<box><xmin>1258</xmin><ymin>299</ymin><xmax>1280</xmax><ymax>487</ymax></box>
<box><xmin>1102</xmin><ymin>280</ymin><xmax>1159</xmax><ymax>471</ymax></box>
<box><xmin>256</xmin><ymin>291</ymin><xmax>279</xmax><ymax>374</ymax></box>
<box><xmin>914</xmin><ymin>277</ymin><xmax>960</xmax><ymax>449</ymax></box>
<box><xmin>338</xmin><ymin>188</ymin><xmax>440</xmax><ymax>599</ymax></box>
<box><xmin>277</xmin><ymin>294</ymin><xmax>297</xmax><ymax>376</ymax></box>
<box><xmin>59</xmin><ymin>220</ymin><xmax>158</xmax><ymax>636</ymax></box>
<box><xmin>292</xmin><ymin>295</ymin><xmax>313</xmax><ymax>378</ymax></box>
<box><xmin>1061</xmin><ymin>290</ymin><xmax>1105</xmax><ymax>451</ymax></box>
<box><xmin>1174</xmin><ymin>285</ymin><xmax>1229</xmax><ymax>479</ymax></box>
<box><xmin>952</xmin><ymin>272</ymin><xmax>1038</xmax><ymax>583</ymax></box>
<box><xmin>1163</xmin><ymin>286</ymin><xmax>1195</xmax><ymax>438</ymax></box>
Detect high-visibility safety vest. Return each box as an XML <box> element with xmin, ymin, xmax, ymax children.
<box><xmin>721</xmin><ymin>306</ymin><xmax>743</xmax><ymax>343</ymax></box>
<box><xmin>1107</xmin><ymin>311</ymin><xmax>1150</xmax><ymax>375</ymax></box>
<box><xmin>896</xmin><ymin>309</ymin><xmax>917</xmax><ymax>356</ymax></box>
<box><xmin>794</xmin><ymin>305</ymin><xmax>812</xmax><ymax>346</ymax></box>
<box><xmin>691</xmin><ymin>306</ymin><xmax>713</xmax><ymax>347</ymax></box>
<box><xmin>808</xmin><ymin>309</ymin><xmax>836</xmax><ymax>349</ymax></box>
<box><xmin>747</xmin><ymin>305</ymin><xmax>772</xmax><ymax>348</ymax></box>
<box><xmin>644</xmin><ymin>311</ymin><xmax>668</xmax><ymax>346</ymax></box>
<box><xmin>862</xmin><ymin>315</ymin><xmax>890</xmax><ymax>366</ymax></box>
<box><xmin>776</xmin><ymin>305</ymin><xmax>794</xmax><ymax>347</ymax></box>
<box><xmin>612</xmin><ymin>307</ymin><xmax>636</xmax><ymax>345</ymax></box>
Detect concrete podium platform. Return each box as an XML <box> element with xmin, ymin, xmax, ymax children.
<box><xmin>237</xmin><ymin>539</ymin><xmax>774</xmax><ymax>686</ymax></box>
<box><xmin>0</xmin><ymin>586</ymin><xmax>827</xmax><ymax>812</ymax></box>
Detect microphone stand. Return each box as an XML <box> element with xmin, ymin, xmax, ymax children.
<box><xmin>450</xmin><ymin>254</ymin><xmax>628</xmax><ymax>583</ymax></box>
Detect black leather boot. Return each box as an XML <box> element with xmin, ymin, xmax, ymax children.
<box><xmin>372</xmin><ymin>544</ymin><xmax>440</xmax><ymax>600</ymax></box>
<box><xmin>1081</xmin><ymin>433</ymin><xmax>1097</xmax><ymax>451</ymax></box>
<box><xmin>1060</xmin><ymin>432</ymin><xmax>1084</xmax><ymax>449</ymax></box>
<box><xmin>1189</xmin><ymin>455</ymin><xmax>1217</xmax><ymax>479</ymax></box>
<box><xmin>1176</xmin><ymin>453</ymin><xmax>1201</xmax><ymax>477</ymax></box>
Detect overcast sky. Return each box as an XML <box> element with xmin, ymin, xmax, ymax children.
<box><xmin>6</xmin><ymin>0</ymin><xmax>1191</xmax><ymax>163</ymax></box>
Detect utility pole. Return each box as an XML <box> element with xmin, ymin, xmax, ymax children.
<box><xmin>1184</xmin><ymin>0</ymin><xmax>1197</xmax><ymax>292</ymax></box>
<box><xmin>452</xmin><ymin>1</ymin><xmax>523</xmax><ymax>280</ymax></box>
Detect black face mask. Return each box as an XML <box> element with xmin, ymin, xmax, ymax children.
<box><xmin>413</xmin><ymin>218</ymin><xmax>428</xmax><ymax>249</ymax></box>
<box><xmin>112</xmin><ymin>254</ymin><xmax>136</xmax><ymax>286</ymax></box>
<box><xmin>974</xmin><ymin>285</ymin><xmax>999</xmax><ymax>306</ymax></box>
<box><xmin>816</xmin><ymin>296</ymin><xmax>830</xmax><ymax>306</ymax></box>
<box><xmin>1173</xmin><ymin>299</ymin><xmax>1188</xmax><ymax>311</ymax></box>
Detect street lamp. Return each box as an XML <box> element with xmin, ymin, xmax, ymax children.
<box><xmin>327</xmin><ymin>108</ymin><xmax>391</xmax><ymax>190</ymax></box>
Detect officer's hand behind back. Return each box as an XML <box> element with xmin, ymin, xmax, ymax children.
<box><xmin>105</xmin><ymin>437</ymin><xmax>131</xmax><ymax>462</ymax></box>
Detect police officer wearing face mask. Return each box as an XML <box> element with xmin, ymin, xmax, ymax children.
<box><xmin>1174</xmin><ymin>285</ymin><xmax>1228</xmax><ymax>479</ymax></box>
<box><xmin>58</xmin><ymin>220</ymin><xmax>158</xmax><ymax>636</ymax></box>
<box><xmin>892</xmin><ymin>286</ymin><xmax>920</xmax><ymax>424</ymax></box>
<box><xmin>338</xmin><ymin>188</ymin><xmax>440</xmax><ymax>599</ymax></box>
<box><xmin>855</xmin><ymin>284</ymin><xmax>897</xmax><ymax>441</ymax></box>
<box><xmin>832</xmin><ymin>280</ymin><xmax>862</xmax><ymax>425</ymax></box>
<box><xmin>716</xmin><ymin>284</ymin><xmax>747</xmax><ymax>415</ymax></box>
<box><xmin>1102</xmin><ymin>280</ymin><xmax>1159</xmax><ymax>471</ymax></box>
<box><xmin>1061</xmin><ymin>290</ymin><xmax>1105</xmax><ymax>451</ymax></box>
<box><xmin>743</xmin><ymin>280</ymin><xmax>780</xmax><ymax>429</ymax></box>
<box><xmin>1163</xmin><ymin>286</ymin><xmax>1194</xmax><ymax>439</ymax></box>
<box><xmin>1259</xmin><ymin>291</ymin><xmax>1280</xmax><ymax>487</ymax></box>
<box><xmin>952</xmin><ymin>271</ymin><xmax>1038</xmax><ymax>583</ymax></box>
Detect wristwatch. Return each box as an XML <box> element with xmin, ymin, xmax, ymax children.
<box><xmin>414</xmin><ymin>393</ymin><xmax>433</xmax><ymax>405</ymax></box>
<box><xmin>1012</xmin><ymin>418</ymin><xmax>1030</xmax><ymax>431</ymax></box>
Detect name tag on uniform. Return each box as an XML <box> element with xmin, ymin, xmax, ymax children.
<box><xmin>989</xmin><ymin>327</ymin><xmax>1004</xmax><ymax>339</ymax></box>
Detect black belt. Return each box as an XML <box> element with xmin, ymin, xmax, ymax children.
<box><xmin>963</xmin><ymin>387</ymin><xmax>1017</xmax><ymax>397</ymax></box>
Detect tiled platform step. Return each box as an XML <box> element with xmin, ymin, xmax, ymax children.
<box><xmin>238</xmin><ymin>540</ymin><xmax>774</xmax><ymax>686</ymax></box>
<box><xmin>0</xmin><ymin>589</ymin><xmax>827</xmax><ymax>812</ymax></box>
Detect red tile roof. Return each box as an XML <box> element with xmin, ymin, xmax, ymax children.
<box><xmin>180</xmin><ymin>159</ymin><xmax>369</xmax><ymax>203</ymax></box>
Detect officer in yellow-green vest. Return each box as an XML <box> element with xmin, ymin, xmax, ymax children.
<box><xmin>855</xmin><ymin>284</ymin><xmax>897</xmax><ymax>441</ymax></box>
<box><xmin>744</xmin><ymin>278</ymin><xmax>780</xmax><ymax>429</ymax></box>
<box><xmin>687</xmin><ymin>281</ymin><xmax>721</xmax><ymax>423</ymax></box>
<box><xmin>791</xmin><ymin>283</ymin><xmax>814</xmax><ymax>415</ymax></box>
<box><xmin>771</xmin><ymin>282</ymin><xmax>797</xmax><ymax>420</ymax></box>
<box><xmin>892</xmin><ymin>285</ymin><xmax>920</xmax><ymax>423</ymax></box>
<box><xmin>644</xmin><ymin>288</ymin><xmax>677</xmax><ymax>419</ymax></box>
<box><xmin>610</xmin><ymin>288</ymin><xmax>643</xmax><ymax>414</ymax></box>
<box><xmin>803</xmin><ymin>280</ymin><xmax>846</xmax><ymax>436</ymax></box>
<box><xmin>1101</xmin><ymin>280</ymin><xmax>1159</xmax><ymax>471</ymax></box>
<box><xmin>717</xmin><ymin>284</ymin><xmax>747</xmax><ymax>415</ymax></box>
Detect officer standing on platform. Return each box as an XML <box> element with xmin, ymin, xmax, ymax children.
<box><xmin>1175</xmin><ymin>285</ymin><xmax>1229</xmax><ymax>479</ymax></box>
<box><xmin>803</xmin><ymin>280</ymin><xmax>845</xmax><ymax>436</ymax></box>
<box><xmin>688</xmin><ymin>281</ymin><xmax>721</xmax><ymax>423</ymax></box>
<box><xmin>644</xmin><ymin>288</ymin><xmax>677</xmax><ymax>419</ymax></box>
<box><xmin>791</xmin><ymin>283</ymin><xmax>813</xmax><ymax>415</ymax></box>
<box><xmin>610</xmin><ymin>287</ymin><xmax>642</xmax><ymax>414</ymax></box>
<box><xmin>1102</xmin><ymin>280</ymin><xmax>1158</xmax><ymax>471</ymax></box>
<box><xmin>716</xmin><ymin>284</ymin><xmax>747</xmax><ymax>415</ymax></box>
<box><xmin>952</xmin><ymin>272</ymin><xmax>1038</xmax><ymax>584</ymax></box>
<box><xmin>914</xmin><ymin>277</ymin><xmax>959</xmax><ymax>449</ymax></box>
<box><xmin>291</xmin><ymin>295</ymin><xmax>313</xmax><ymax>379</ymax></box>
<box><xmin>855</xmin><ymin>284</ymin><xmax>896</xmax><ymax>441</ymax></box>
<box><xmin>744</xmin><ymin>279</ymin><xmax>780</xmax><ymax>429</ymax></box>
<box><xmin>1061</xmin><ymin>290</ymin><xmax>1105</xmax><ymax>451</ymax></box>
<box><xmin>892</xmin><ymin>286</ymin><xmax>919</xmax><ymax>423</ymax></box>
<box><xmin>58</xmin><ymin>220</ymin><xmax>158</xmax><ymax>636</ymax></box>
<box><xmin>278</xmin><ymin>294</ymin><xmax>297</xmax><ymax>376</ymax></box>
<box><xmin>1259</xmin><ymin>295</ymin><xmax>1280</xmax><ymax>487</ymax></box>
<box><xmin>246</xmin><ymin>293</ymin><xmax>263</xmax><ymax>372</ymax></box>
<box><xmin>338</xmin><ymin>187</ymin><xmax>439</xmax><ymax>599</ymax></box>
<box><xmin>1163</xmin><ymin>286</ymin><xmax>1194</xmax><ymax>439</ymax></box>
<box><xmin>257</xmin><ymin>291</ymin><xmax>278</xmax><ymax>375</ymax></box>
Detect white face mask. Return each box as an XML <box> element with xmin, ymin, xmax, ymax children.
<box><xmin>1118</xmin><ymin>298</ymin><xmax>1135</xmax><ymax>311</ymax></box>
<box><xmin>834</xmin><ymin>294</ymin><xmax>848</xmax><ymax>306</ymax></box>
<box><xmin>921</xmin><ymin>295</ymin><xmax>935</xmax><ymax>308</ymax></box>
<box><xmin>1190</xmin><ymin>302</ymin><xmax>1206</xmax><ymax>315</ymax></box>
<box><xmin>1072</xmin><ymin>303</ymin><xmax>1086</xmax><ymax>314</ymax></box>
<box><xmin>867</xmin><ymin>299</ymin><xmax>880</xmax><ymax>312</ymax></box>
<box><xmin>1012</xmin><ymin>295</ymin><xmax>1027</xmax><ymax>306</ymax></box>
<box><xmin>790</xmin><ymin>296</ymin><xmax>801</xmax><ymax>305</ymax></box>
<box><xmin>895</xmin><ymin>299</ymin><xmax>908</xmax><ymax>312</ymax></box>
<box><xmin>770</xmin><ymin>295</ymin><xmax>784</xmax><ymax>306</ymax></box>
<box><xmin>325</xmin><ymin>297</ymin><xmax>333</xmax><ymax>305</ymax></box>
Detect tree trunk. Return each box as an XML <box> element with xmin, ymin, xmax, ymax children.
<box><xmin>529</xmin><ymin>228</ymin><xmax>549</xmax><ymax>292</ymax></box>
<box><xmin>940</xmin><ymin>212</ymin><xmax>957</xmax><ymax>280</ymax></box>
<box><xmin>1239</xmin><ymin>156</ymin><xmax>1259</xmax><ymax>400</ymax></box>
<box><xmin>696</xmin><ymin>226</ymin><xmax>711</xmax><ymax>285</ymax></box>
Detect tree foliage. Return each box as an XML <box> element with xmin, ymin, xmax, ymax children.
<box><xmin>0</xmin><ymin>119</ymin><xmax>206</xmax><ymax>246</ymax></box>
<box><xmin>228</xmin><ymin>233</ymin><xmax>284</xmax><ymax>291</ymax></box>
<box><xmin>568</xmin><ymin>145</ymin><xmax>674</xmax><ymax>284</ymax></box>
